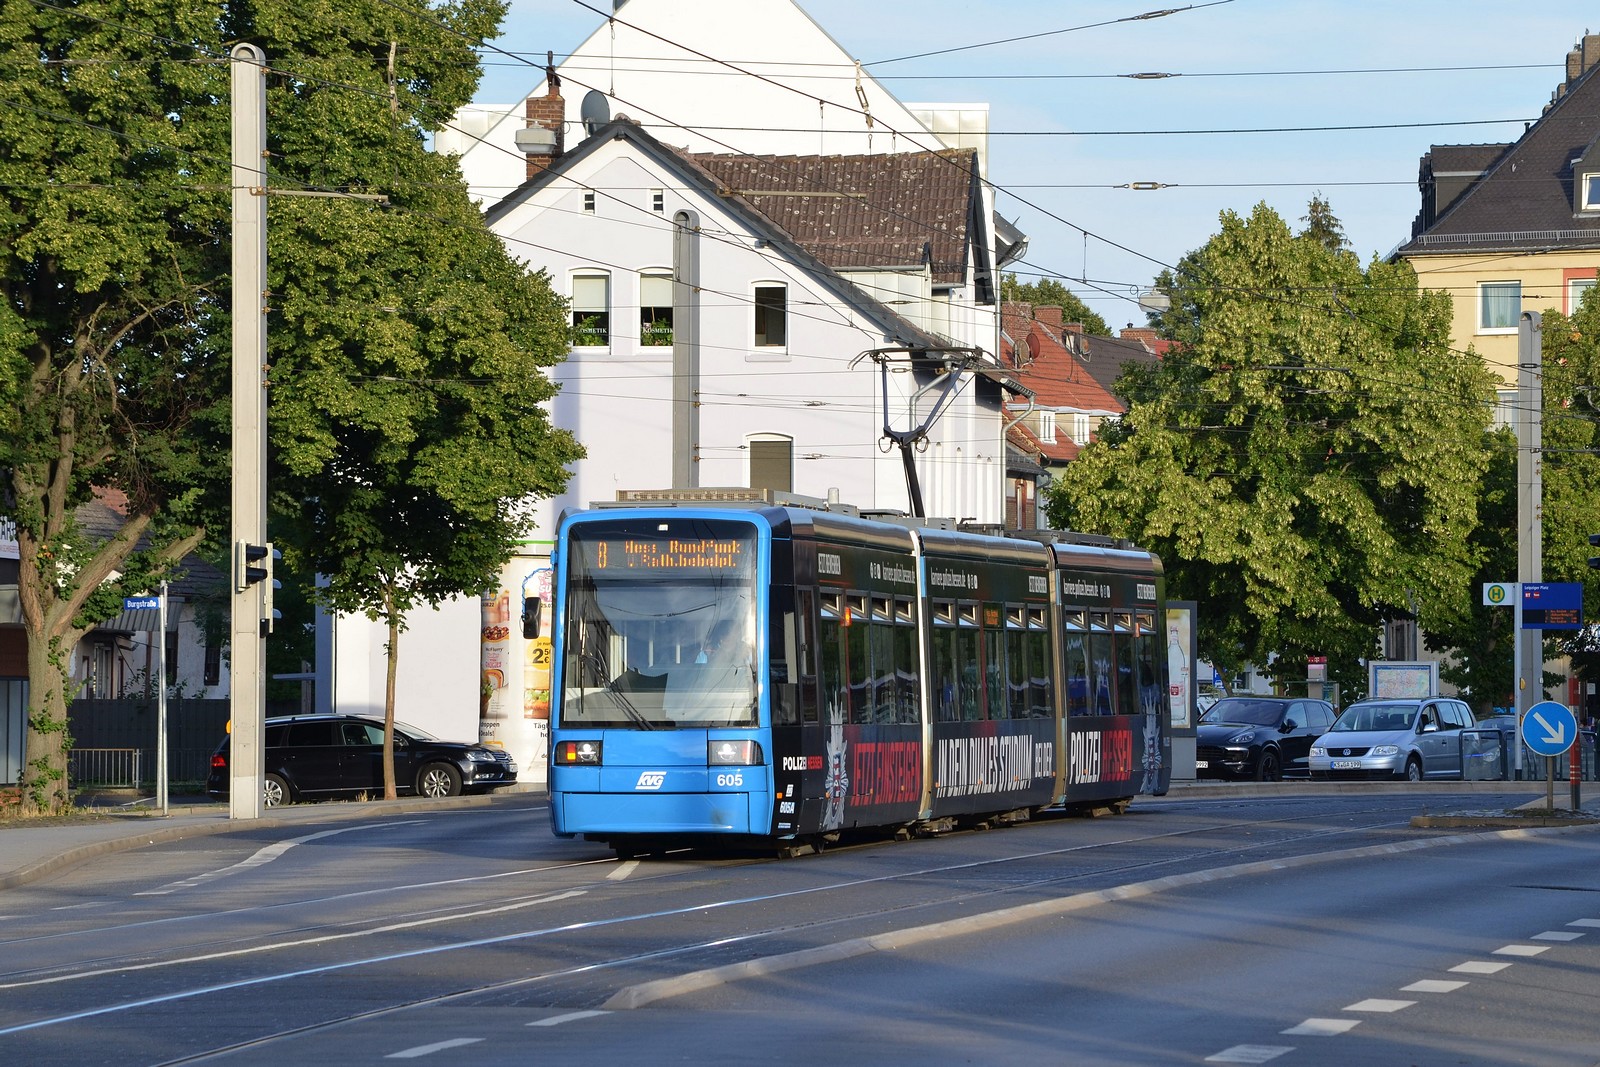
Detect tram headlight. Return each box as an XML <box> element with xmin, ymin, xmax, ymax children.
<box><xmin>708</xmin><ymin>740</ymin><xmax>762</xmax><ymax>766</ymax></box>
<box><xmin>556</xmin><ymin>740</ymin><xmax>603</xmax><ymax>765</ymax></box>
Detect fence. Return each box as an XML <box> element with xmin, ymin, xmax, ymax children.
<box><xmin>67</xmin><ymin>747</ymin><xmax>144</xmax><ymax>788</ymax></box>
<box><xmin>67</xmin><ymin>698</ymin><xmax>230</xmax><ymax>789</ymax></box>
<box><xmin>1462</xmin><ymin>726</ymin><xmax>1597</xmax><ymax>782</ymax></box>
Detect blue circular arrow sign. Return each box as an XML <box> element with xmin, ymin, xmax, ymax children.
<box><xmin>1521</xmin><ymin>700</ymin><xmax>1578</xmax><ymax>757</ymax></box>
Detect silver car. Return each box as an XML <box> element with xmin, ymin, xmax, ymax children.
<box><xmin>1309</xmin><ymin>697</ymin><xmax>1476</xmax><ymax>781</ymax></box>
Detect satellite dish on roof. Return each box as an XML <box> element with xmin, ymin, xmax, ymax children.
<box><xmin>581</xmin><ymin>91</ymin><xmax>611</xmax><ymax>136</ymax></box>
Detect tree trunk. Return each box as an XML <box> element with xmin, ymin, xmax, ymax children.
<box><xmin>383</xmin><ymin>606</ymin><xmax>400</xmax><ymax>800</ymax></box>
<box><xmin>21</xmin><ymin>627</ymin><xmax>73</xmax><ymax>813</ymax></box>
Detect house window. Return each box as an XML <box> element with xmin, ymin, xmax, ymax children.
<box><xmin>749</xmin><ymin>435</ymin><xmax>793</xmax><ymax>492</ymax></box>
<box><xmin>1072</xmin><ymin>413</ymin><xmax>1091</xmax><ymax>444</ymax></box>
<box><xmin>583</xmin><ymin>190</ymin><xmax>596</xmax><ymax>213</ymax></box>
<box><xmin>165</xmin><ymin>631</ymin><xmax>179</xmax><ymax>687</ymax></box>
<box><xmin>652</xmin><ymin>189</ymin><xmax>665</xmax><ymax>212</ymax></box>
<box><xmin>1478</xmin><ymin>281</ymin><xmax>1520</xmax><ymax>333</ymax></box>
<box><xmin>1583</xmin><ymin>174</ymin><xmax>1600</xmax><ymax>212</ymax></box>
<box><xmin>1569</xmin><ymin>276</ymin><xmax>1596</xmax><ymax>314</ymax></box>
<box><xmin>571</xmin><ymin>274</ymin><xmax>609</xmax><ymax>346</ymax></box>
<box><xmin>639</xmin><ymin>272</ymin><xmax>673</xmax><ymax>346</ymax></box>
<box><xmin>1037</xmin><ymin>412</ymin><xmax>1056</xmax><ymax>441</ymax></box>
<box><xmin>204</xmin><ymin>633</ymin><xmax>221</xmax><ymax>688</ymax></box>
<box><xmin>754</xmin><ymin>285</ymin><xmax>787</xmax><ymax>347</ymax></box>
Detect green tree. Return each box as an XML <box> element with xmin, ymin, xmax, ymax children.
<box><xmin>999</xmin><ymin>274</ymin><xmax>1111</xmax><ymax>336</ymax></box>
<box><xmin>0</xmin><ymin>0</ymin><xmax>567</xmax><ymax>811</ymax></box>
<box><xmin>269</xmin><ymin>191</ymin><xmax>580</xmax><ymax>798</ymax></box>
<box><xmin>1044</xmin><ymin>203</ymin><xmax>1497</xmax><ymax>699</ymax></box>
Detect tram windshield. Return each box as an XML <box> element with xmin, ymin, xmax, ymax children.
<box><xmin>559</xmin><ymin>520</ymin><xmax>758</xmax><ymax>729</ymax></box>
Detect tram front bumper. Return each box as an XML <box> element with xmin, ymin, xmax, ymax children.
<box><xmin>552</xmin><ymin>789</ymin><xmax>769</xmax><ymax>836</ymax></box>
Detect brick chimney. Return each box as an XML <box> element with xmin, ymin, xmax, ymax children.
<box><xmin>521</xmin><ymin>58</ymin><xmax>565</xmax><ymax>179</ymax></box>
<box><xmin>1034</xmin><ymin>305</ymin><xmax>1063</xmax><ymax>329</ymax></box>
<box><xmin>1120</xmin><ymin>326</ymin><xmax>1160</xmax><ymax>350</ymax></box>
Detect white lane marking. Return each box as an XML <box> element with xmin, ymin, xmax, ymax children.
<box><xmin>1403</xmin><ymin>979</ymin><xmax>1468</xmax><ymax>993</ymax></box>
<box><xmin>0</xmin><ymin>889</ymin><xmax>588</xmax><ymax>990</ymax></box>
<box><xmin>1281</xmin><ymin>1018</ymin><xmax>1359</xmax><ymax>1036</ymax></box>
<box><xmin>49</xmin><ymin>902</ymin><xmax>109</xmax><ymax>911</ymax></box>
<box><xmin>1344</xmin><ymin>999</ymin><xmax>1415</xmax><ymax>1013</ymax></box>
<box><xmin>1494</xmin><ymin>944</ymin><xmax>1550</xmax><ymax>957</ymax></box>
<box><xmin>134</xmin><ymin>822</ymin><xmax>423</xmax><ymax>896</ymax></box>
<box><xmin>386</xmin><ymin>1037</ymin><xmax>484</xmax><ymax>1058</ymax></box>
<box><xmin>0</xmin><ymin>889</ymin><xmax>601</xmax><ymax>1038</ymax></box>
<box><xmin>528</xmin><ymin>1010</ymin><xmax>610</xmax><ymax>1027</ymax></box>
<box><xmin>1451</xmin><ymin>961</ymin><xmax>1511</xmax><ymax>974</ymax></box>
<box><xmin>1568</xmin><ymin>918</ymin><xmax>1600</xmax><ymax>928</ymax></box>
<box><xmin>1532</xmin><ymin>931</ymin><xmax>1584</xmax><ymax>941</ymax></box>
<box><xmin>607</xmin><ymin>860</ymin><xmax>639</xmax><ymax>882</ymax></box>
<box><xmin>1205</xmin><ymin>1046</ymin><xmax>1294</xmax><ymax>1064</ymax></box>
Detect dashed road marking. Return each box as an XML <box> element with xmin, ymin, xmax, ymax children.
<box><xmin>1451</xmin><ymin>960</ymin><xmax>1512</xmax><ymax>974</ymax></box>
<box><xmin>607</xmin><ymin>860</ymin><xmax>639</xmax><ymax>882</ymax></box>
<box><xmin>1281</xmin><ymin>1018</ymin><xmax>1360</xmax><ymax>1036</ymax></box>
<box><xmin>386</xmin><ymin>1037</ymin><xmax>483</xmax><ymax>1058</ymax></box>
<box><xmin>1343</xmin><ymin>998</ymin><xmax>1415</xmax><ymax>1013</ymax></box>
<box><xmin>1402</xmin><ymin>979</ymin><xmax>1468</xmax><ymax>993</ymax></box>
<box><xmin>1532</xmin><ymin>930</ymin><xmax>1584</xmax><ymax>941</ymax></box>
<box><xmin>529</xmin><ymin>1010</ymin><xmax>610</xmax><ymax>1027</ymax></box>
<box><xmin>1493</xmin><ymin>944</ymin><xmax>1550</xmax><ymax>957</ymax></box>
<box><xmin>1567</xmin><ymin>918</ymin><xmax>1600</xmax><ymax>928</ymax></box>
<box><xmin>1205</xmin><ymin>1046</ymin><xmax>1294</xmax><ymax>1064</ymax></box>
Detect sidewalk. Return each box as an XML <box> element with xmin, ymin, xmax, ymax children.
<box><xmin>2</xmin><ymin>780</ymin><xmax>1597</xmax><ymax>892</ymax></box>
<box><xmin>0</xmin><ymin>790</ymin><xmax>525</xmax><ymax>891</ymax></box>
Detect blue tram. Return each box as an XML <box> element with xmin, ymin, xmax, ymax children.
<box><xmin>546</xmin><ymin>495</ymin><xmax>1170</xmax><ymax>854</ymax></box>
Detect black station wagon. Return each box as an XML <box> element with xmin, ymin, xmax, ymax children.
<box><xmin>207</xmin><ymin>713</ymin><xmax>517</xmax><ymax>807</ymax></box>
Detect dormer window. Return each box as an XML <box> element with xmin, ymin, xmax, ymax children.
<box><xmin>1583</xmin><ymin>173</ymin><xmax>1600</xmax><ymax>212</ymax></box>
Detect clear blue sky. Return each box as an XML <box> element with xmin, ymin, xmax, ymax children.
<box><xmin>477</xmin><ymin>1</ymin><xmax>1590</xmax><ymax>327</ymax></box>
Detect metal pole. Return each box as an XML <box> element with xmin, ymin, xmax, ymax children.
<box><xmin>1515</xmin><ymin>311</ymin><xmax>1542</xmax><ymax>778</ymax></box>
<box><xmin>158</xmin><ymin>580</ymin><xmax>168</xmax><ymax>815</ymax></box>
<box><xmin>229</xmin><ymin>43</ymin><xmax>268</xmax><ymax>820</ymax></box>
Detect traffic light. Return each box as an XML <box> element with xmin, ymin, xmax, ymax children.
<box><xmin>235</xmin><ymin>541</ymin><xmax>282</xmax><ymax>634</ymax></box>
<box><xmin>1589</xmin><ymin>533</ymin><xmax>1600</xmax><ymax>570</ymax></box>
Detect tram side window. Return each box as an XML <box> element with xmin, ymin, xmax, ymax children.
<box><xmin>1028</xmin><ymin>609</ymin><xmax>1052</xmax><ymax>717</ymax></box>
<box><xmin>931</xmin><ymin>602</ymin><xmax>959</xmax><ymax>722</ymax></box>
<box><xmin>957</xmin><ymin>604</ymin><xmax>982</xmax><ymax>721</ymax></box>
<box><xmin>1006</xmin><ymin>610</ymin><xmax>1029</xmax><ymax>720</ymax></box>
<box><xmin>1089</xmin><ymin>611</ymin><xmax>1114</xmax><ymax>715</ymax></box>
<box><xmin>846</xmin><ymin>595</ymin><xmax>870</xmax><ymax>725</ymax></box>
<box><xmin>1135</xmin><ymin>611</ymin><xmax>1160</xmax><ymax>715</ymax></box>
<box><xmin>870</xmin><ymin>597</ymin><xmax>895</xmax><ymax>723</ymax></box>
<box><xmin>798</xmin><ymin>589</ymin><xmax>818</xmax><ymax>724</ymax></box>
<box><xmin>819</xmin><ymin>594</ymin><xmax>847</xmax><ymax>724</ymax></box>
<box><xmin>983</xmin><ymin>625</ymin><xmax>1005</xmax><ymax>721</ymax></box>
<box><xmin>1114</xmin><ymin>612</ymin><xmax>1137</xmax><ymax>716</ymax></box>
<box><xmin>1063</xmin><ymin>610</ymin><xmax>1090</xmax><ymax>716</ymax></box>
<box><xmin>894</xmin><ymin>598</ymin><xmax>919</xmax><ymax>724</ymax></box>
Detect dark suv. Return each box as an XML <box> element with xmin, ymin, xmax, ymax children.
<box><xmin>206</xmin><ymin>714</ymin><xmax>517</xmax><ymax>807</ymax></box>
<box><xmin>1196</xmin><ymin>696</ymin><xmax>1337</xmax><ymax>781</ymax></box>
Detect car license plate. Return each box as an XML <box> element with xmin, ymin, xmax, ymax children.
<box><xmin>1195</xmin><ymin>760</ymin><xmax>1208</xmax><ymax>769</ymax></box>
<box><xmin>1330</xmin><ymin>760</ymin><xmax>1362</xmax><ymax>770</ymax></box>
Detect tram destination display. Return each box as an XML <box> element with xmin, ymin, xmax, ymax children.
<box><xmin>576</xmin><ymin>534</ymin><xmax>752</xmax><ymax>575</ymax></box>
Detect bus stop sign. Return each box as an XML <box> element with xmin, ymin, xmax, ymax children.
<box><xmin>1521</xmin><ymin>701</ymin><xmax>1577</xmax><ymax>757</ymax></box>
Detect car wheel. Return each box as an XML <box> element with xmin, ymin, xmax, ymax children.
<box><xmin>1254</xmin><ymin>750</ymin><xmax>1282</xmax><ymax>782</ymax></box>
<box><xmin>417</xmin><ymin>762</ymin><xmax>462</xmax><ymax>799</ymax></box>
<box><xmin>1405</xmin><ymin>758</ymin><xmax>1424</xmax><ymax>782</ymax></box>
<box><xmin>263</xmin><ymin>773</ymin><xmax>291</xmax><ymax>807</ymax></box>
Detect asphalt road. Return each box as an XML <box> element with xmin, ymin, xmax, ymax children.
<box><xmin>1</xmin><ymin>790</ymin><xmax>1596</xmax><ymax>1066</ymax></box>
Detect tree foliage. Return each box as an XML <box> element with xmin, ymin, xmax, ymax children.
<box><xmin>1045</xmin><ymin>202</ymin><xmax>1497</xmax><ymax>699</ymax></box>
<box><xmin>0</xmin><ymin>0</ymin><xmax>574</xmax><ymax>810</ymax></box>
<box><xmin>999</xmin><ymin>274</ymin><xmax>1111</xmax><ymax>336</ymax></box>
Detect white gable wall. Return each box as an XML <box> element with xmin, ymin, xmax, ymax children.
<box><xmin>441</xmin><ymin>0</ymin><xmax>953</xmax><ymax>207</ymax></box>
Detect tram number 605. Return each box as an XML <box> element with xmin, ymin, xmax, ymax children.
<box><xmin>715</xmin><ymin>772</ymin><xmax>745</xmax><ymax>788</ymax></box>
